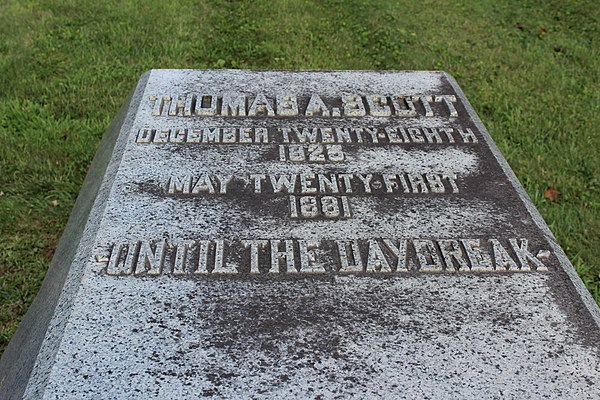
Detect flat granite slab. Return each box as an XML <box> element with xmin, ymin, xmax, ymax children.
<box><xmin>2</xmin><ymin>70</ymin><xmax>599</xmax><ymax>399</ymax></box>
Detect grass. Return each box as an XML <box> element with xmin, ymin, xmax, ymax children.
<box><xmin>1</xmin><ymin>0</ymin><xmax>599</xmax><ymax>354</ymax></box>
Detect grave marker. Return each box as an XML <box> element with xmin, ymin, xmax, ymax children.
<box><xmin>2</xmin><ymin>70</ymin><xmax>599</xmax><ymax>399</ymax></box>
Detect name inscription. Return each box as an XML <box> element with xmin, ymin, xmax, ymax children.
<box><xmin>149</xmin><ymin>93</ymin><xmax>459</xmax><ymax>118</ymax></box>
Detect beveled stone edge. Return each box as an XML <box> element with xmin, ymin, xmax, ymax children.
<box><xmin>443</xmin><ymin>71</ymin><xmax>600</xmax><ymax>330</ymax></box>
<box><xmin>0</xmin><ymin>71</ymin><xmax>151</xmax><ymax>400</ymax></box>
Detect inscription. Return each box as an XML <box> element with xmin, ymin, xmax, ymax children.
<box><xmin>165</xmin><ymin>173</ymin><xmax>460</xmax><ymax>196</ymax></box>
<box><xmin>163</xmin><ymin>173</ymin><xmax>460</xmax><ymax>221</ymax></box>
<box><xmin>136</xmin><ymin>126</ymin><xmax>478</xmax><ymax>144</ymax></box>
<box><xmin>107</xmin><ymin>74</ymin><xmax>556</xmax><ymax>285</ymax></box>
<box><xmin>289</xmin><ymin>196</ymin><xmax>352</xmax><ymax>219</ymax></box>
<box><xmin>278</xmin><ymin>144</ymin><xmax>345</xmax><ymax>163</ymax></box>
<box><xmin>148</xmin><ymin>93</ymin><xmax>459</xmax><ymax>118</ymax></box>
<box><xmin>167</xmin><ymin>175</ymin><xmax>233</xmax><ymax>195</ymax></box>
<box><xmin>97</xmin><ymin>238</ymin><xmax>551</xmax><ymax>276</ymax></box>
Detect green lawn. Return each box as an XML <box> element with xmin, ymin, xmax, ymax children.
<box><xmin>1</xmin><ymin>0</ymin><xmax>599</xmax><ymax>354</ymax></box>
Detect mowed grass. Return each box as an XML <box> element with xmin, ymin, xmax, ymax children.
<box><xmin>1</xmin><ymin>0</ymin><xmax>599</xmax><ymax>354</ymax></box>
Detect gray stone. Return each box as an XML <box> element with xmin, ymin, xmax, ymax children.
<box><xmin>1</xmin><ymin>70</ymin><xmax>599</xmax><ymax>399</ymax></box>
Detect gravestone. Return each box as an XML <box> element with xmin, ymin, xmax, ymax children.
<box><xmin>2</xmin><ymin>70</ymin><xmax>599</xmax><ymax>399</ymax></box>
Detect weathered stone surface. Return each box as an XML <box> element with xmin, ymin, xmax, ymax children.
<box><xmin>1</xmin><ymin>70</ymin><xmax>599</xmax><ymax>399</ymax></box>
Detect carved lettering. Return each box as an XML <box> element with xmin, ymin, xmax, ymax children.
<box><xmin>99</xmin><ymin>238</ymin><xmax>551</xmax><ymax>276</ymax></box>
<box><xmin>147</xmin><ymin>93</ymin><xmax>460</xmax><ymax>118</ymax></box>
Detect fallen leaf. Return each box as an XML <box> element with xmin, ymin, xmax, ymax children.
<box><xmin>543</xmin><ymin>187</ymin><xmax>560</xmax><ymax>202</ymax></box>
<box><xmin>51</xmin><ymin>199</ymin><xmax>59</xmax><ymax>207</ymax></box>
<box><xmin>515</xmin><ymin>22</ymin><xmax>524</xmax><ymax>30</ymax></box>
